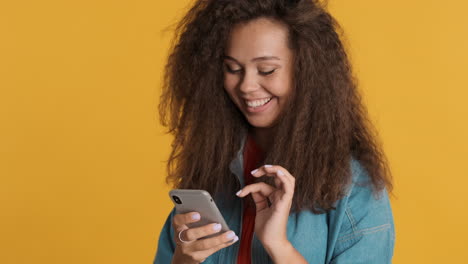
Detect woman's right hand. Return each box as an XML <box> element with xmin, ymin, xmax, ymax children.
<box><xmin>171</xmin><ymin>212</ymin><xmax>239</xmax><ymax>264</ymax></box>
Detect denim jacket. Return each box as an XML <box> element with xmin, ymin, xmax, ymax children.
<box><xmin>154</xmin><ymin>134</ymin><xmax>395</xmax><ymax>263</ymax></box>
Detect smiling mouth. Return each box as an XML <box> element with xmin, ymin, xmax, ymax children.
<box><xmin>245</xmin><ymin>97</ymin><xmax>272</xmax><ymax>108</ymax></box>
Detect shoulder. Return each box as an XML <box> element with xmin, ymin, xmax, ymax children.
<box><xmin>345</xmin><ymin>158</ymin><xmax>393</xmax><ymax>226</ymax></box>
<box><xmin>340</xmin><ymin>157</ymin><xmax>394</xmax><ymax>234</ymax></box>
<box><xmin>326</xmin><ymin>157</ymin><xmax>395</xmax><ymax>262</ymax></box>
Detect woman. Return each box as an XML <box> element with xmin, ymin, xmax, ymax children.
<box><xmin>155</xmin><ymin>0</ymin><xmax>395</xmax><ymax>263</ymax></box>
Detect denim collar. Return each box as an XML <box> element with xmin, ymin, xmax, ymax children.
<box><xmin>228</xmin><ymin>129</ymin><xmax>248</xmax><ymax>188</ymax></box>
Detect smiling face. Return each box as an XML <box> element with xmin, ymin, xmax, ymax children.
<box><xmin>223</xmin><ymin>17</ymin><xmax>294</xmax><ymax>129</ymax></box>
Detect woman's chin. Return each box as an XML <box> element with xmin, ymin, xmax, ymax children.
<box><xmin>246</xmin><ymin>118</ymin><xmax>276</xmax><ymax>129</ymax></box>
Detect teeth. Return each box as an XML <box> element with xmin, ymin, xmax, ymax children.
<box><xmin>246</xmin><ymin>97</ymin><xmax>272</xmax><ymax>108</ymax></box>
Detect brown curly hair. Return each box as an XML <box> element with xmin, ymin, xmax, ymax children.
<box><xmin>159</xmin><ymin>0</ymin><xmax>393</xmax><ymax>214</ymax></box>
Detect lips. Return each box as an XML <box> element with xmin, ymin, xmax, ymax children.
<box><xmin>245</xmin><ymin>97</ymin><xmax>272</xmax><ymax>108</ymax></box>
<box><xmin>245</xmin><ymin>97</ymin><xmax>274</xmax><ymax>113</ymax></box>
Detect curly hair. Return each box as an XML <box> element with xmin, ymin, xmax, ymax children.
<box><xmin>159</xmin><ymin>0</ymin><xmax>393</xmax><ymax>214</ymax></box>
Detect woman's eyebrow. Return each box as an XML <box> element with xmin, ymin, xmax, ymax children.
<box><xmin>223</xmin><ymin>55</ymin><xmax>281</xmax><ymax>63</ymax></box>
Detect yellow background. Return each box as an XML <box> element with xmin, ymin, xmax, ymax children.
<box><xmin>1</xmin><ymin>0</ymin><xmax>466</xmax><ymax>263</ymax></box>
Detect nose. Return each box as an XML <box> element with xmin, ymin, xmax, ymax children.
<box><xmin>238</xmin><ymin>70</ymin><xmax>260</xmax><ymax>94</ymax></box>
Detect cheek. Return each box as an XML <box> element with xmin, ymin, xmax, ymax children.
<box><xmin>268</xmin><ymin>77</ymin><xmax>292</xmax><ymax>97</ymax></box>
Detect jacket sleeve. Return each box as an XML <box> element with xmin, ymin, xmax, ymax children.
<box><xmin>330</xmin><ymin>160</ymin><xmax>396</xmax><ymax>264</ymax></box>
<box><xmin>153</xmin><ymin>208</ymin><xmax>177</xmax><ymax>264</ymax></box>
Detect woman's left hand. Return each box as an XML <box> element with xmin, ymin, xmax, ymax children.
<box><xmin>236</xmin><ymin>164</ymin><xmax>295</xmax><ymax>249</ymax></box>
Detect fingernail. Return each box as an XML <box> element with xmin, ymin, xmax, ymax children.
<box><xmin>232</xmin><ymin>236</ymin><xmax>239</xmax><ymax>242</ymax></box>
<box><xmin>226</xmin><ymin>231</ymin><xmax>235</xmax><ymax>239</ymax></box>
<box><xmin>236</xmin><ymin>190</ymin><xmax>242</xmax><ymax>196</ymax></box>
<box><xmin>213</xmin><ymin>223</ymin><xmax>222</xmax><ymax>231</ymax></box>
<box><xmin>250</xmin><ymin>169</ymin><xmax>258</xmax><ymax>174</ymax></box>
<box><xmin>277</xmin><ymin>170</ymin><xmax>284</xmax><ymax>176</ymax></box>
<box><xmin>192</xmin><ymin>213</ymin><xmax>200</xmax><ymax>220</ymax></box>
<box><xmin>264</xmin><ymin>164</ymin><xmax>273</xmax><ymax>168</ymax></box>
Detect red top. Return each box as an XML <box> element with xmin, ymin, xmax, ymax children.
<box><xmin>237</xmin><ymin>133</ymin><xmax>265</xmax><ymax>264</ymax></box>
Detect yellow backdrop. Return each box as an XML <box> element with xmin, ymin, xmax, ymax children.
<box><xmin>1</xmin><ymin>0</ymin><xmax>466</xmax><ymax>263</ymax></box>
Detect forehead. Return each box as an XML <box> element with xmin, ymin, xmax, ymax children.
<box><xmin>224</xmin><ymin>18</ymin><xmax>292</xmax><ymax>62</ymax></box>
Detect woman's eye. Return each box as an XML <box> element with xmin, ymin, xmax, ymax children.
<box><xmin>225</xmin><ymin>65</ymin><xmax>242</xmax><ymax>74</ymax></box>
<box><xmin>224</xmin><ymin>65</ymin><xmax>275</xmax><ymax>76</ymax></box>
<box><xmin>259</xmin><ymin>69</ymin><xmax>276</xmax><ymax>76</ymax></box>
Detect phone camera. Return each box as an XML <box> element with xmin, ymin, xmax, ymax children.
<box><xmin>172</xmin><ymin>195</ymin><xmax>182</xmax><ymax>204</ymax></box>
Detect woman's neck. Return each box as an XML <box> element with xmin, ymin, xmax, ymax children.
<box><xmin>250</xmin><ymin>126</ymin><xmax>275</xmax><ymax>154</ymax></box>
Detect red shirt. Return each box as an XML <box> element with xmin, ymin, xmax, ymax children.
<box><xmin>237</xmin><ymin>133</ymin><xmax>265</xmax><ymax>264</ymax></box>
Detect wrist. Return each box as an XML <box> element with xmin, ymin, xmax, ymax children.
<box><xmin>264</xmin><ymin>240</ymin><xmax>307</xmax><ymax>264</ymax></box>
<box><xmin>263</xmin><ymin>239</ymin><xmax>292</xmax><ymax>258</ymax></box>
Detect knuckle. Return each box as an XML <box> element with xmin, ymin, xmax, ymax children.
<box><xmin>206</xmin><ymin>223</ymin><xmax>219</xmax><ymax>234</ymax></box>
<box><xmin>184</xmin><ymin>229</ymin><xmax>194</xmax><ymax>241</ymax></box>
<box><xmin>173</xmin><ymin>215</ymin><xmax>182</xmax><ymax>225</ymax></box>
<box><xmin>241</xmin><ymin>185</ymin><xmax>251</xmax><ymax>192</ymax></box>
<box><xmin>192</xmin><ymin>229</ymin><xmax>204</xmax><ymax>240</ymax></box>
<box><xmin>254</xmin><ymin>183</ymin><xmax>265</xmax><ymax>191</ymax></box>
<box><xmin>214</xmin><ymin>235</ymin><xmax>225</xmax><ymax>244</ymax></box>
<box><xmin>199</xmin><ymin>239</ymin><xmax>210</xmax><ymax>249</ymax></box>
<box><xmin>190</xmin><ymin>225</ymin><xmax>213</xmax><ymax>241</ymax></box>
<box><xmin>192</xmin><ymin>238</ymin><xmax>210</xmax><ymax>252</ymax></box>
<box><xmin>221</xmin><ymin>231</ymin><xmax>235</xmax><ymax>242</ymax></box>
<box><xmin>274</xmin><ymin>165</ymin><xmax>283</xmax><ymax>170</ymax></box>
<box><xmin>204</xmin><ymin>225</ymin><xmax>213</xmax><ymax>234</ymax></box>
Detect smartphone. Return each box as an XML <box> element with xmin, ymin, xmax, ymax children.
<box><xmin>169</xmin><ymin>189</ymin><xmax>230</xmax><ymax>239</ymax></box>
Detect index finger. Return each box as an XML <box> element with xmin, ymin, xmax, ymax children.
<box><xmin>173</xmin><ymin>211</ymin><xmax>201</xmax><ymax>229</ymax></box>
<box><xmin>252</xmin><ymin>165</ymin><xmax>294</xmax><ymax>185</ymax></box>
<box><xmin>251</xmin><ymin>165</ymin><xmax>294</xmax><ymax>196</ymax></box>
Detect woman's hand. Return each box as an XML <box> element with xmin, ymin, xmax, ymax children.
<box><xmin>171</xmin><ymin>212</ymin><xmax>239</xmax><ymax>264</ymax></box>
<box><xmin>236</xmin><ymin>164</ymin><xmax>295</xmax><ymax>250</ymax></box>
